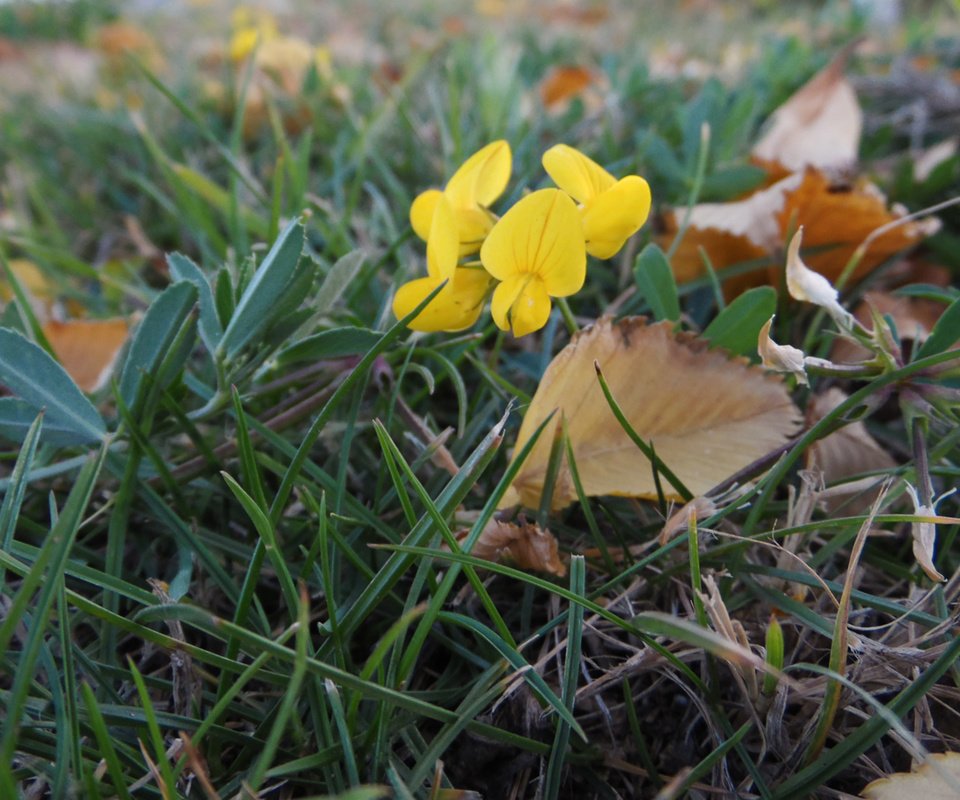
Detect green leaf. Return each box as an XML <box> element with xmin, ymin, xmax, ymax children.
<box><xmin>215</xmin><ymin>265</ymin><xmax>236</xmax><ymax>328</ymax></box>
<box><xmin>118</xmin><ymin>281</ymin><xmax>199</xmax><ymax>415</ymax></box>
<box><xmin>0</xmin><ymin>397</ymin><xmax>95</xmax><ymax>446</ymax></box>
<box><xmin>167</xmin><ymin>252</ymin><xmax>223</xmax><ymax>352</ymax></box>
<box><xmin>314</xmin><ymin>249</ymin><xmax>366</xmax><ymax>317</ymax></box>
<box><xmin>703</xmin><ymin>286</ymin><xmax>777</xmax><ymax>356</ymax></box>
<box><xmin>277</xmin><ymin>327</ymin><xmax>383</xmax><ymax>366</ymax></box>
<box><xmin>0</xmin><ymin>327</ymin><xmax>106</xmax><ymax>443</ymax></box>
<box><xmin>916</xmin><ymin>294</ymin><xmax>960</xmax><ymax>359</ymax></box>
<box><xmin>633</xmin><ymin>244</ymin><xmax>680</xmax><ymax>322</ymax></box>
<box><xmin>219</xmin><ymin>220</ymin><xmax>305</xmax><ymax>356</ymax></box>
<box><xmin>700</xmin><ymin>164</ymin><xmax>767</xmax><ymax>199</ymax></box>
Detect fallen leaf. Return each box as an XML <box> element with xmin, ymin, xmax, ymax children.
<box><xmin>861</xmin><ymin>751</ymin><xmax>960</xmax><ymax>799</ymax></box>
<box><xmin>660</xmin><ymin>172</ymin><xmax>800</xmax><ymax>287</ymax></box>
<box><xmin>501</xmin><ymin>317</ymin><xmax>802</xmax><ymax>511</ymax></box>
<box><xmin>774</xmin><ymin>169</ymin><xmax>939</xmax><ymax>285</ymax></box>
<box><xmin>43</xmin><ymin>319</ymin><xmax>130</xmax><ymax>393</ymax></box>
<box><xmin>805</xmin><ymin>388</ymin><xmax>896</xmax><ymax>514</ymax></box>
<box><xmin>752</xmin><ymin>44</ymin><xmax>862</xmax><ymax>175</ymax></box>
<box><xmin>662</xmin><ymin>169</ymin><xmax>939</xmax><ymax>293</ymax></box>
<box><xmin>539</xmin><ymin>65</ymin><xmax>595</xmax><ymax>108</ymax></box>
<box><xmin>456</xmin><ymin>518</ymin><xmax>566</xmax><ymax>576</ymax></box>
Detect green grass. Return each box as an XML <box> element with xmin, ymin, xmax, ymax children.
<box><xmin>0</xmin><ymin>1</ymin><xmax>959</xmax><ymax>797</ymax></box>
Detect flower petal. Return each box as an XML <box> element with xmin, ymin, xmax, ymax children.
<box><xmin>758</xmin><ymin>316</ymin><xmax>808</xmax><ymax>385</ymax></box>
<box><xmin>490</xmin><ymin>274</ymin><xmax>525</xmax><ymax>331</ymax></box>
<box><xmin>454</xmin><ymin>207</ymin><xmax>495</xmax><ymax>256</ymax></box>
<box><xmin>542</xmin><ymin>144</ymin><xmax>616</xmax><ymax>205</ymax></box>
<box><xmin>785</xmin><ymin>227</ymin><xmax>853</xmax><ymax>328</ymax></box>
<box><xmin>480</xmin><ymin>188</ymin><xmax>586</xmax><ymax>298</ymax></box>
<box><xmin>509</xmin><ymin>278</ymin><xmax>552</xmax><ymax>337</ymax></box>
<box><xmin>426</xmin><ymin>194</ymin><xmax>459</xmax><ymax>280</ymax></box>
<box><xmin>445</xmin><ymin>140</ymin><xmax>512</xmax><ymax>210</ymax></box>
<box><xmin>581</xmin><ymin>175</ymin><xmax>652</xmax><ymax>259</ymax></box>
<box><xmin>489</xmin><ymin>274</ymin><xmax>552</xmax><ymax>337</ymax></box>
<box><xmin>393</xmin><ymin>269</ymin><xmax>492</xmax><ymax>332</ymax></box>
<box><xmin>410</xmin><ymin>189</ymin><xmax>442</xmax><ymax>242</ymax></box>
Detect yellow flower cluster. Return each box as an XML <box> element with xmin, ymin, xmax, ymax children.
<box><xmin>393</xmin><ymin>142</ymin><xmax>651</xmax><ymax>337</ymax></box>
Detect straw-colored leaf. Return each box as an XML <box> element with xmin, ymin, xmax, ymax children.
<box><xmin>501</xmin><ymin>317</ymin><xmax>802</xmax><ymax>511</ymax></box>
<box><xmin>861</xmin><ymin>752</ymin><xmax>960</xmax><ymax>799</ymax></box>
<box><xmin>43</xmin><ymin>318</ymin><xmax>130</xmax><ymax>393</ymax></box>
<box><xmin>752</xmin><ymin>44</ymin><xmax>862</xmax><ymax>174</ymax></box>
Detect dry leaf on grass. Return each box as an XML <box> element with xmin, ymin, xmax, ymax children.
<box><xmin>662</xmin><ymin>44</ymin><xmax>938</xmax><ymax>297</ymax></box>
<box><xmin>455</xmin><ymin>518</ymin><xmax>566</xmax><ymax>576</ymax></box>
<box><xmin>500</xmin><ymin>317</ymin><xmax>802</xmax><ymax>511</ymax></box>
<box><xmin>751</xmin><ymin>43</ymin><xmax>862</xmax><ymax>175</ymax></box>
<box><xmin>805</xmin><ymin>387</ymin><xmax>896</xmax><ymax>513</ymax></box>
<box><xmin>539</xmin><ymin>65</ymin><xmax>598</xmax><ymax>110</ymax></box>
<box><xmin>43</xmin><ymin>318</ymin><xmax>129</xmax><ymax>393</ymax></box>
<box><xmin>861</xmin><ymin>752</ymin><xmax>960</xmax><ymax>799</ymax></box>
<box><xmin>662</xmin><ymin>168</ymin><xmax>938</xmax><ymax>294</ymax></box>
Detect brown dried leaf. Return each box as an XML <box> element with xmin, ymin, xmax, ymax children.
<box><xmin>752</xmin><ymin>44</ymin><xmax>862</xmax><ymax>174</ymax></box>
<box><xmin>861</xmin><ymin>752</ymin><xmax>960</xmax><ymax>799</ymax></box>
<box><xmin>662</xmin><ymin>169</ymin><xmax>938</xmax><ymax>294</ymax></box>
<box><xmin>458</xmin><ymin>518</ymin><xmax>566</xmax><ymax>576</ymax></box>
<box><xmin>775</xmin><ymin>169</ymin><xmax>938</xmax><ymax>285</ymax></box>
<box><xmin>539</xmin><ymin>65</ymin><xmax>595</xmax><ymax>108</ymax></box>
<box><xmin>501</xmin><ymin>317</ymin><xmax>802</xmax><ymax>511</ymax></box>
<box><xmin>43</xmin><ymin>318</ymin><xmax>129</xmax><ymax>393</ymax></box>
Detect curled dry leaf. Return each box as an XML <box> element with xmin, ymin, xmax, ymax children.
<box><xmin>662</xmin><ymin>44</ymin><xmax>938</xmax><ymax>297</ymax></box>
<box><xmin>500</xmin><ymin>317</ymin><xmax>802</xmax><ymax>511</ymax></box>
<box><xmin>662</xmin><ymin>168</ymin><xmax>938</xmax><ymax>295</ymax></box>
<box><xmin>456</xmin><ymin>518</ymin><xmax>566</xmax><ymax>577</ymax></box>
<box><xmin>805</xmin><ymin>388</ymin><xmax>896</xmax><ymax>514</ymax></box>
<box><xmin>751</xmin><ymin>43</ymin><xmax>862</xmax><ymax>175</ymax></box>
<box><xmin>43</xmin><ymin>319</ymin><xmax>130</xmax><ymax>393</ymax></box>
<box><xmin>861</xmin><ymin>751</ymin><xmax>960</xmax><ymax>799</ymax></box>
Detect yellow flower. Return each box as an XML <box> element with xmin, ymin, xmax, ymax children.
<box><xmin>229</xmin><ymin>8</ymin><xmax>279</xmax><ymax>62</ymax></box>
<box><xmin>410</xmin><ymin>141</ymin><xmax>512</xmax><ymax>256</ymax></box>
<box><xmin>480</xmin><ymin>189</ymin><xmax>586</xmax><ymax>337</ymax></box>
<box><xmin>542</xmin><ymin>144</ymin><xmax>651</xmax><ymax>259</ymax></box>
<box><xmin>393</xmin><ymin>195</ymin><xmax>493</xmax><ymax>332</ymax></box>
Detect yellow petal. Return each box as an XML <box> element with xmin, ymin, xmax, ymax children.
<box><xmin>453</xmin><ymin>207</ymin><xmax>495</xmax><ymax>256</ymax></box>
<box><xmin>490</xmin><ymin>274</ymin><xmax>552</xmax><ymax>337</ymax></box>
<box><xmin>393</xmin><ymin>270</ymin><xmax>491</xmax><ymax>332</ymax></box>
<box><xmin>490</xmin><ymin>274</ymin><xmax>524</xmax><ymax>331</ymax></box>
<box><xmin>445</xmin><ymin>140</ymin><xmax>512</xmax><ymax>210</ymax></box>
<box><xmin>410</xmin><ymin>189</ymin><xmax>442</xmax><ymax>242</ymax></box>
<box><xmin>426</xmin><ymin>194</ymin><xmax>459</xmax><ymax>280</ymax></box>
<box><xmin>542</xmin><ymin>144</ymin><xmax>616</xmax><ymax>205</ymax></box>
<box><xmin>480</xmin><ymin>188</ymin><xmax>586</xmax><ymax>298</ymax></box>
<box><xmin>582</xmin><ymin>175</ymin><xmax>652</xmax><ymax>259</ymax></box>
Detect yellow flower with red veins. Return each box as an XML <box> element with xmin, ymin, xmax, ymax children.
<box><xmin>410</xmin><ymin>141</ymin><xmax>512</xmax><ymax>256</ymax></box>
<box><xmin>480</xmin><ymin>189</ymin><xmax>586</xmax><ymax>337</ymax></box>
<box><xmin>392</xmin><ymin>195</ymin><xmax>494</xmax><ymax>332</ymax></box>
<box><xmin>542</xmin><ymin>144</ymin><xmax>651</xmax><ymax>259</ymax></box>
